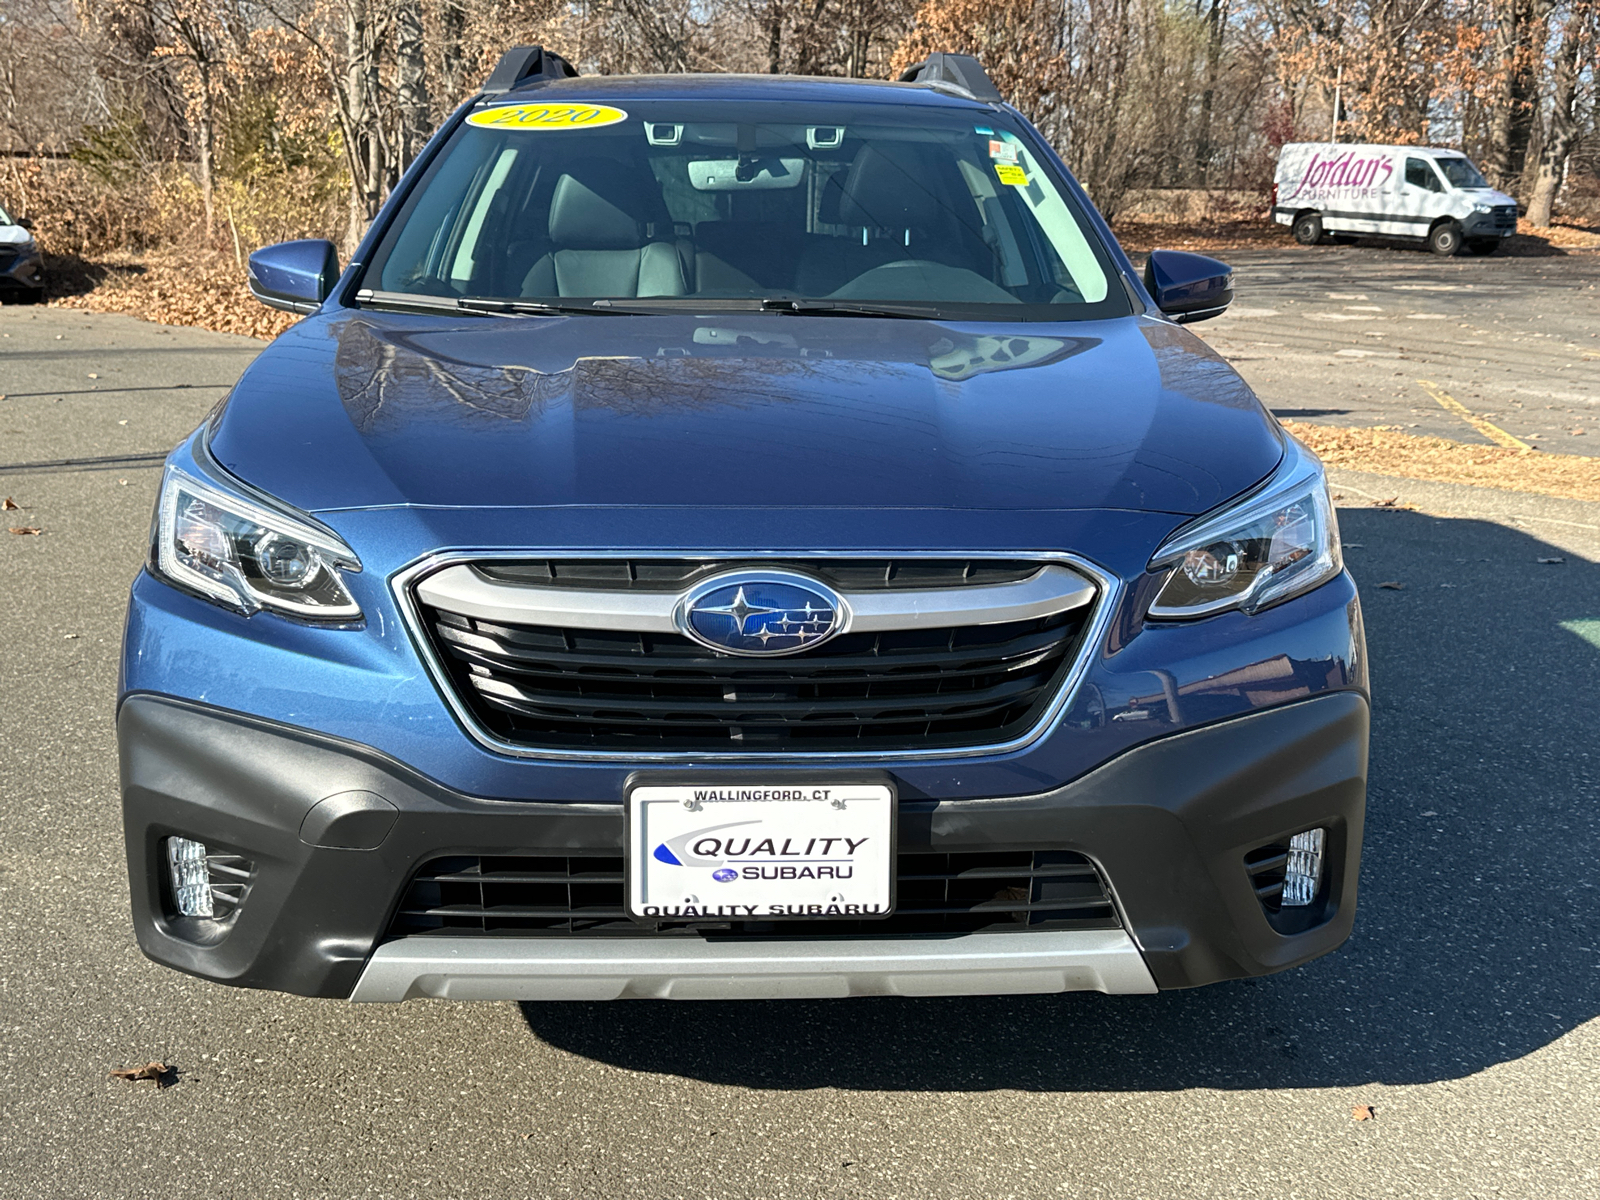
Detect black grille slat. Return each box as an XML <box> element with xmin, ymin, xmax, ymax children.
<box><xmin>471</xmin><ymin>675</ymin><xmax>1055</xmax><ymax>721</ymax></box>
<box><xmin>386</xmin><ymin>850</ymin><xmax>1120</xmax><ymax>938</ymax></box>
<box><xmin>419</xmin><ymin>558</ymin><xmax>1092</xmax><ymax>752</ymax></box>
<box><xmin>1245</xmin><ymin>843</ymin><xmax>1292</xmax><ymax>913</ymax></box>
<box><xmin>439</xmin><ymin>627</ymin><xmax>1066</xmax><ymax>683</ymax></box>
<box><xmin>473</xmin><ymin>558</ymin><xmax>1044</xmax><ymax>592</ymax></box>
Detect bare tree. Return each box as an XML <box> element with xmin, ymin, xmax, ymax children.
<box><xmin>1527</xmin><ymin>0</ymin><xmax>1596</xmax><ymax>224</ymax></box>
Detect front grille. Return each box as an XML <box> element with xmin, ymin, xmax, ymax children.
<box><xmin>417</xmin><ymin>559</ymin><xmax>1093</xmax><ymax>753</ymax></box>
<box><xmin>386</xmin><ymin>850</ymin><xmax>1119</xmax><ymax>939</ymax></box>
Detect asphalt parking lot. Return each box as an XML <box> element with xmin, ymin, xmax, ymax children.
<box><xmin>1195</xmin><ymin>247</ymin><xmax>1600</xmax><ymax>455</ymax></box>
<box><xmin>2</xmin><ymin>254</ymin><xmax>1598</xmax><ymax>1198</ymax></box>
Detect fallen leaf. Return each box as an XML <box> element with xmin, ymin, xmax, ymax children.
<box><xmin>1537</xmin><ymin>557</ymin><xmax>1565</xmax><ymax>565</ymax></box>
<box><xmin>1343</xmin><ymin>542</ymin><xmax>1364</xmax><ymax>548</ymax></box>
<box><xmin>1377</xmin><ymin>581</ymin><xmax>1405</xmax><ymax>590</ymax></box>
<box><xmin>1</xmin><ymin>497</ymin><xmax>18</xmax><ymax>510</ymax></box>
<box><xmin>1375</xmin><ymin>496</ymin><xmax>1400</xmax><ymax>507</ymax></box>
<box><xmin>87</xmin><ymin>372</ymin><xmax>98</xmax><ymax>379</ymax></box>
<box><xmin>109</xmin><ymin>1061</ymin><xmax>173</xmax><ymax>1089</ymax></box>
<box><xmin>1351</xmin><ymin>1104</ymin><xmax>1376</xmax><ymax>1121</ymax></box>
<box><xmin>8</xmin><ymin>526</ymin><xmax>44</xmax><ymax>536</ymax></box>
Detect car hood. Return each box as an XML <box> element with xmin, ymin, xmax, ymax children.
<box><xmin>1458</xmin><ymin>187</ymin><xmax>1518</xmax><ymax>206</ymax></box>
<box><xmin>208</xmin><ymin>309</ymin><xmax>1282</xmax><ymax>516</ymax></box>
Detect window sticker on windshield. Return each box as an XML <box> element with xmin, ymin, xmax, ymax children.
<box><xmin>974</xmin><ymin>126</ymin><xmax>995</xmax><ymax>136</ymax></box>
<box><xmin>466</xmin><ymin>103</ymin><xmax>629</xmax><ymax>130</ymax></box>
<box><xmin>995</xmin><ymin>163</ymin><xmax>1028</xmax><ymax>187</ymax></box>
<box><xmin>988</xmin><ymin>140</ymin><xmax>1018</xmax><ymax>164</ymax></box>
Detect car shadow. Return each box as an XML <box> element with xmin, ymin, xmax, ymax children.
<box><xmin>520</xmin><ymin>507</ymin><xmax>1600</xmax><ymax>1091</ymax></box>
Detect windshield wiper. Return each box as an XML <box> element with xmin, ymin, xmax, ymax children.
<box><xmin>355</xmin><ymin>289</ymin><xmax>648</xmax><ymax>317</ymax></box>
<box><xmin>457</xmin><ymin>297</ymin><xmax>644</xmax><ymax>316</ymax></box>
<box><xmin>760</xmin><ymin>298</ymin><xmax>939</xmax><ymax>320</ymax></box>
<box><xmin>356</xmin><ymin>289</ymin><xmax>492</xmax><ymax>316</ymax></box>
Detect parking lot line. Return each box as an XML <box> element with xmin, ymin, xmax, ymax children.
<box><xmin>1417</xmin><ymin>379</ymin><xmax>1532</xmax><ymax>450</ymax></box>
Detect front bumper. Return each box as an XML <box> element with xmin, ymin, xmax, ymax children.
<box><xmin>121</xmin><ymin>689</ymin><xmax>1368</xmax><ymax>1000</ymax></box>
<box><xmin>0</xmin><ymin>247</ymin><xmax>44</xmax><ymax>292</ymax></box>
<box><xmin>1461</xmin><ymin>210</ymin><xmax>1517</xmax><ymax>238</ymax></box>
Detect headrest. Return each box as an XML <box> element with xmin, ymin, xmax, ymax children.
<box><xmin>548</xmin><ymin>158</ymin><xmax>653</xmax><ymax>249</ymax></box>
<box><xmin>837</xmin><ymin>143</ymin><xmax>961</xmax><ymax>230</ymax></box>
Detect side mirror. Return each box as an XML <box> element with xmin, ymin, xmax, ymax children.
<box><xmin>247</xmin><ymin>239</ymin><xmax>340</xmax><ymax>314</ymax></box>
<box><xmin>16</xmin><ymin>216</ymin><xmax>34</xmax><ymax>231</ymax></box>
<box><xmin>1143</xmin><ymin>249</ymin><xmax>1233</xmax><ymax>324</ymax></box>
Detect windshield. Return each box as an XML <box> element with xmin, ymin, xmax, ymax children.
<box><xmin>0</xmin><ymin>202</ymin><xmax>13</xmax><ymax>226</ymax></box>
<box><xmin>1436</xmin><ymin>156</ymin><xmax>1490</xmax><ymax>189</ymax></box>
<box><xmin>363</xmin><ymin>97</ymin><xmax>1127</xmax><ymax>321</ymax></box>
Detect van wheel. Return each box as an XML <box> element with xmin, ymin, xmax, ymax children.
<box><xmin>1292</xmin><ymin>213</ymin><xmax>1323</xmax><ymax>246</ymax></box>
<box><xmin>1465</xmin><ymin>238</ymin><xmax>1499</xmax><ymax>256</ymax></box>
<box><xmin>1428</xmin><ymin>222</ymin><xmax>1462</xmax><ymax>256</ymax></box>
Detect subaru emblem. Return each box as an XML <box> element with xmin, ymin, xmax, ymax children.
<box><xmin>677</xmin><ymin>569</ymin><xmax>845</xmax><ymax>657</ymax></box>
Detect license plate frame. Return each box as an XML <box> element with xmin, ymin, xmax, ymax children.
<box><xmin>624</xmin><ymin>775</ymin><xmax>897</xmax><ymax>923</ymax></box>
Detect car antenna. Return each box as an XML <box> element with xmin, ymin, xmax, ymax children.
<box><xmin>481</xmin><ymin>45</ymin><xmax>580</xmax><ymax>95</ymax></box>
<box><xmin>896</xmin><ymin>52</ymin><xmax>1003</xmax><ymax>103</ymax></box>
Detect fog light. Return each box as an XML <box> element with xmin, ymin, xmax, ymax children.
<box><xmin>166</xmin><ymin>837</ymin><xmax>214</xmax><ymax>917</ymax></box>
<box><xmin>1282</xmin><ymin>828</ymin><xmax>1325</xmax><ymax>907</ymax></box>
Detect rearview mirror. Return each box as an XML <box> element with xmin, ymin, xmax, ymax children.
<box><xmin>247</xmin><ymin>239</ymin><xmax>340</xmax><ymax>314</ymax></box>
<box><xmin>1143</xmin><ymin>250</ymin><xmax>1232</xmax><ymax>324</ymax></box>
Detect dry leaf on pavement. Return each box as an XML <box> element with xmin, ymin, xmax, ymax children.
<box><xmin>1537</xmin><ymin>557</ymin><xmax>1565</xmax><ymax>564</ymax></box>
<box><xmin>1351</xmin><ymin>1104</ymin><xmax>1376</xmax><ymax>1121</ymax></box>
<box><xmin>1377</xmin><ymin>581</ymin><xmax>1405</xmax><ymax>590</ymax></box>
<box><xmin>109</xmin><ymin>1062</ymin><xmax>173</xmax><ymax>1088</ymax></box>
<box><xmin>1</xmin><ymin>497</ymin><xmax>18</xmax><ymax>510</ymax></box>
<box><xmin>8</xmin><ymin>526</ymin><xmax>44</xmax><ymax>536</ymax></box>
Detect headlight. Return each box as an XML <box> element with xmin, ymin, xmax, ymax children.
<box><xmin>152</xmin><ymin>465</ymin><xmax>361</xmax><ymax>620</ymax></box>
<box><xmin>1147</xmin><ymin>436</ymin><xmax>1342</xmax><ymax>619</ymax></box>
<box><xmin>1472</xmin><ymin>204</ymin><xmax>1493</xmax><ymax>214</ymax></box>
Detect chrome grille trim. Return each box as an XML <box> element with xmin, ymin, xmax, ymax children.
<box><xmin>416</xmin><ymin>562</ymin><xmax>1095</xmax><ymax>635</ymax></box>
<box><xmin>391</xmin><ymin>550</ymin><xmax>1120</xmax><ymax>763</ymax></box>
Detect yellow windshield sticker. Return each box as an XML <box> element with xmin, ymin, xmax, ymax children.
<box><xmin>467</xmin><ymin>103</ymin><xmax>629</xmax><ymax>131</ymax></box>
<box><xmin>994</xmin><ymin>162</ymin><xmax>1028</xmax><ymax>187</ymax></box>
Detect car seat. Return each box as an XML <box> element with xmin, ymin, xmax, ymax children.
<box><xmin>522</xmin><ymin>158</ymin><xmax>687</xmax><ymax>298</ymax></box>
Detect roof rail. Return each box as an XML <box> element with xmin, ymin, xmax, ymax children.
<box><xmin>897</xmin><ymin>52</ymin><xmax>1003</xmax><ymax>103</ymax></box>
<box><xmin>482</xmin><ymin>45</ymin><xmax>579</xmax><ymax>95</ymax></box>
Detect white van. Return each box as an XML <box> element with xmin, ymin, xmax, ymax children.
<box><xmin>1270</xmin><ymin>143</ymin><xmax>1518</xmax><ymax>255</ymax></box>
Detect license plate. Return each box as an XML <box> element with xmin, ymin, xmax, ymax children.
<box><xmin>626</xmin><ymin>783</ymin><xmax>894</xmax><ymax>921</ymax></box>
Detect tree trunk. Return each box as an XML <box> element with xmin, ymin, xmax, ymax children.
<box><xmin>395</xmin><ymin>3</ymin><xmax>430</xmax><ymax>168</ymax></box>
<box><xmin>1486</xmin><ymin>0</ymin><xmax>1554</xmax><ymax>195</ymax></box>
<box><xmin>438</xmin><ymin>0</ymin><xmax>467</xmax><ymax>108</ymax></box>
<box><xmin>1526</xmin><ymin>6</ymin><xmax>1587</xmax><ymax>226</ymax></box>
<box><xmin>766</xmin><ymin>0</ymin><xmax>783</xmax><ymax>72</ymax></box>
<box><xmin>1194</xmin><ymin>0</ymin><xmax>1225</xmax><ymax>186</ymax></box>
<box><xmin>344</xmin><ymin>0</ymin><xmax>371</xmax><ymax>252</ymax></box>
<box><xmin>195</xmin><ymin>57</ymin><xmax>215</xmax><ymax>244</ymax></box>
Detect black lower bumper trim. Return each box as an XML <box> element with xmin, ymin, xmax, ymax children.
<box><xmin>119</xmin><ymin>690</ymin><xmax>1368</xmax><ymax>996</ymax></box>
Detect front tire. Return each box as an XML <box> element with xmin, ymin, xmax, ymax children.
<box><xmin>1428</xmin><ymin>221</ymin><xmax>1463</xmax><ymax>256</ymax></box>
<box><xmin>1465</xmin><ymin>238</ymin><xmax>1500</xmax><ymax>256</ymax></box>
<box><xmin>1292</xmin><ymin>212</ymin><xmax>1323</xmax><ymax>246</ymax></box>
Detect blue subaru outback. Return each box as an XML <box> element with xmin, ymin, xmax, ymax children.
<box><xmin>119</xmin><ymin>49</ymin><xmax>1367</xmax><ymax>1002</ymax></box>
